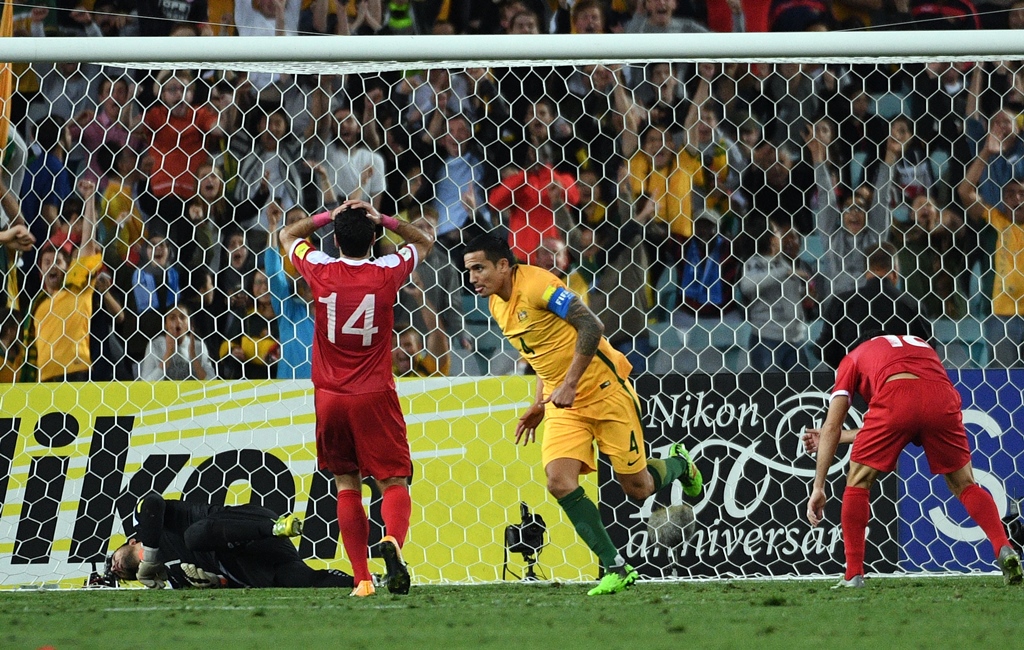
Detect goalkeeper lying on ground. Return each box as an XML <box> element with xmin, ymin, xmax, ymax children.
<box><xmin>107</xmin><ymin>493</ymin><xmax>354</xmax><ymax>589</ymax></box>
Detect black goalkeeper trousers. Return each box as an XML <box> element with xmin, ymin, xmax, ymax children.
<box><xmin>185</xmin><ymin>504</ymin><xmax>353</xmax><ymax>589</ymax></box>
<box><xmin>182</xmin><ymin>503</ymin><xmax>278</xmax><ymax>551</ymax></box>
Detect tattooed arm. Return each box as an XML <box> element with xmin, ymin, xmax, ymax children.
<box><xmin>547</xmin><ymin>297</ymin><xmax>605</xmax><ymax>408</ymax></box>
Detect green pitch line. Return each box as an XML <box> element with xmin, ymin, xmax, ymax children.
<box><xmin>2</xmin><ymin>578</ymin><xmax>1019</xmax><ymax>650</ymax></box>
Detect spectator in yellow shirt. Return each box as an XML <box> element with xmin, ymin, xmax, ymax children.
<box><xmin>23</xmin><ymin>179</ymin><xmax>104</xmax><ymax>382</ymax></box>
<box><xmin>959</xmin><ymin>132</ymin><xmax>1024</xmax><ymax>368</ymax></box>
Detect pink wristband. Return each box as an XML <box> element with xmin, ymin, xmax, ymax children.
<box><xmin>380</xmin><ymin>215</ymin><xmax>400</xmax><ymax>232</ymax></box>
<box><xmin>311</xmin><ymin>211</ymin><xmax>332</xmax><ymax>229</ymax></box>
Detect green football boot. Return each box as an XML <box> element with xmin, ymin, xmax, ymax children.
<box><xmin>587</xmin><ymin>565</ymin><xmax>638</xmax><ymax>596</ymax></box>
<box><xmin>668</xmin><ymin>443</ymin><xmax>703</xmax><ymax>498</ymax></box>
<box><xmin>272</xmin><ymin>513</ymin><xmax>303</xmax><ymax>538</ymax></box>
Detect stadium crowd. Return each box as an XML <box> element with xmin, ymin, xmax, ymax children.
<box><xmin>1</xmin><ymin>0</ymin><xmax>1023</xmax><ymax>381</ymax></box>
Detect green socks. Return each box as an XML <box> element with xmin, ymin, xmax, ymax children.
<box><xmin>646</xmin><ymin>457</ymin><xmax>687</xmax><ymax>491</ymax></box>
<box><xmin>557</xmin><ymin>487</ymin><xmax>620</xmax><ymax>570</ymax></box>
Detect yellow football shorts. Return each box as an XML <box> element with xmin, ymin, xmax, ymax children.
<box><xmin>541</xmin><ymin>381</ymin><xmax>647</xmax><ymax>476</ymax></box>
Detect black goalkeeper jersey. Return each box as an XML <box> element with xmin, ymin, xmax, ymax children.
<box><xmin>134</xmin><ymin>496</ymin><xmax>276</xmax><ymax>588</ymax></box>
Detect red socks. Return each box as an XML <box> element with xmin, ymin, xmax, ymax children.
<box><xmin>337</xmin><ymin>485</ymin><xmax>412</xmax><ymax>581</ymax></box>
<box><xmin>381</xmin><ymin>484</ymin><xmax>412</xmax><ymax>547</ymax></box>
<box><xmin>842</xmin><ymin>485</ymin><xmax>870</xmax><ymax>580</ymax></box>
<box><xmin>336</xmin><ymin>489</ymin><xmax>371</xmax><ymax>582</ymax></box>
<box><xmin>959</xmin><ymin>484</ymin><xmax>1011</xmax><ymax>558</ymax></box>
<box><xmin>838</xmin><ymin>483</ymin><xmax>1009</xmax><ymax>579</ymax></box>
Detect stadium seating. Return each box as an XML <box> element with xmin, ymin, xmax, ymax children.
<box><xmin>850</xmin><ymin>151</ymin><xmax>868</xmax><ymax>189</ymax></box>
<box><xmin>933</xmin><ymin>317</ymin><xmax>990</xmax><ymax>368</ymax></box>
<box><xmin>459</xmin><ymin>293</ymin><xmax>517</xmax><ymax>375</ymax></box>
<box><xmin>872</xmin><ymin>91</ymin><xmax>908</xmax><ymax>119</ymax></box>
<box><xmin>967</xmin><ymin>259</ymin><xmax>991</xmax><ymax>320</ymax></box>
<box><xmin>654</xmin><ymin>266</ymin><xmax>680</xmax><ymax>318</ymax></box>
<box><xmin>930</xmin><ymin>149</ymin><xmax>951</xmax><ymax>184</ymax></box>
<box><xmin>805</xmin><ymin>320</ymin><xmax>825</xmax><ymax>370</ymax></box>
<box><xmin>647</xmin><ymin>319</ymin><xmax>750</xmax><ymax>375</ymax></box>
<box><xmin>648</xmin><ymin>320</ymin><xmax>691</xmax><ymax>374</ymax></box>
<box><xmin>802</xmin><ymin>233</ymin><xmax>827</xmax><ymax>263</ymax></box>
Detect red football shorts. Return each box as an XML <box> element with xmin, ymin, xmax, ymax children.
<box><xmin>314</xmin><ymin>389</ymin><xmax>412</xmax><ymax>480</ymax></box>
<box><xmin>851</xmin><ymin>379</ymin><xmax>971</xmax><ymax>474</ymax></box>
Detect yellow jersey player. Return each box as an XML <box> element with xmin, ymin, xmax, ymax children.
<box><xmin>464</xmin><ymin>234</ymin><xmax>703</xmax><ymax>596</ymax></box>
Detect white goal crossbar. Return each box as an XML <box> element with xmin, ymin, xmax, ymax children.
<box><xmin>1</xmin><ymin>31</ymin><xmax>1023</xmax><ymax>71</ymax></box>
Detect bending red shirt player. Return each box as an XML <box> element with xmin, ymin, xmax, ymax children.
<box><xmin>280</xmin><ymin>199</ymin><xmax>434</xmax><ymax>598</ymax></box>
<box><xmin>805</xmin><ymin>332</ymin><xmax>1022</xmax><ymax>587</ymax></box>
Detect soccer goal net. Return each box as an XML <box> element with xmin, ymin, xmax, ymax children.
<box><xmin>1</xmin><ymin>31</ymin><xmax>1022</xmax><ymax>589</ymax></box>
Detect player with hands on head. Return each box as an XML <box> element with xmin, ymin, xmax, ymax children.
<box><xmin>805</xmin><ymin>331</ymin><xmax>1022</xmax><ymax>588</ymax></box>
<box><xmin>464</xmin><ymin>234</ymin><xmax>703</xmax><ymax>596</ymax></box>
<box><xmin>280</xmin><ymin>198</ymin><xmax>433</xmax><ymax>598</ymax></box>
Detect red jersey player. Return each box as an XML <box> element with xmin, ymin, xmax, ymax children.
<box><xmin>280</xmin><ymin>199</ymin><xmax>434</xmax><ymax>597</ymax></box>
<box><xmin>805</xmin><ymin>333</ymin><xmax>1022</xmax><ymax>587</ymax></box>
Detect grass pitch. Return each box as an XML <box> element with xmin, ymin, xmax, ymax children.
<box><xmin>3</xmin><ymin>577</ymin><xmax>1019</xmax><ymax>650</ymax></box>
